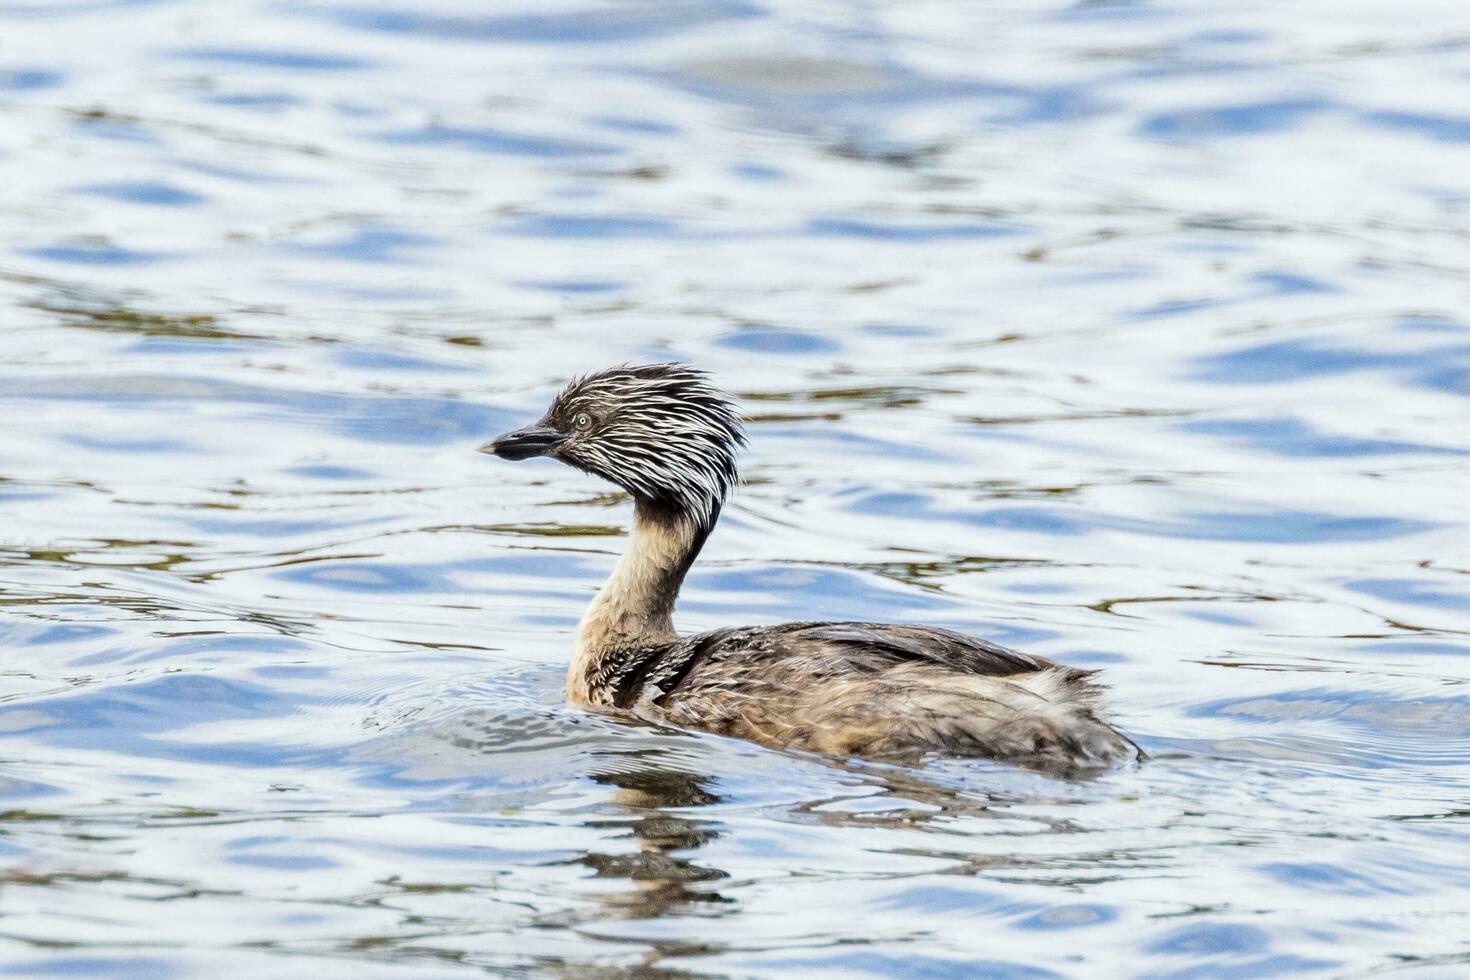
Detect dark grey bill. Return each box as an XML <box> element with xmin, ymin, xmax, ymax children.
<box><xmin>480</xmin><ymin>425</ymin><xmax>563</xmax><ymax>460</ymax></box>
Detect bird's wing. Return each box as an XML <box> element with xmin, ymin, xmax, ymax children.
<box><xmin>638</xmin><ymin>620</ymin><xmax>1056</xmax><ymax>706</ymax></box>
<box><xmin>759</xmin><ymin>621</ymin><xmax>1055</xmax><ymax>676</ymax></box>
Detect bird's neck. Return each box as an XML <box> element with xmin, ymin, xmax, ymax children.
<box><xmin>569</xmin><ymin>500</ymin><xmax>711</xmax><ymax>707</ymax></box>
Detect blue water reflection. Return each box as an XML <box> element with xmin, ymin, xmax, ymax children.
<box><xmin>73</xmin><ymin>182</ymin><xmax>206</xmax><ymax>206</ymax></box>
<box><xmin>283</xmin><ymin>228</ymin><xmax>440</xmax><ymax>263</ymax></box>
<box><xmin>1191</xmin><ymin>338</ymin><xmax>1470</xmax><ymax>391</ymax></box>
<box><xmin>1141</xmin><ymin>99</ymin><xmax>1330</xmax><ymax>139</ymax></box>
<box><xmin>849</xmin><ymin>491</ymin><xmax>1437</xmax><ymax>543</ymax></box>
<box><xmin>304</xmin><ymin>2</ymin><xmax>761</xmax><ymax>44</ymax></box>
<box><xmin>1</xmin><ymin>68</ymin><xmax>64</xmax><ymax>90</ymax></box>
<box><xmin>373</xmin><ymin>124</ymin><xmax>620</xmax><ymax>157</ymax></box>
<box><xmin>23</xmin><ymin>241</ymin><xmax>171</xmax><ymax>264</ymax></box>
<box><xmin>170</xmin><ymin>47</ymin><xmax>373</xmax><ymax>71</ymax></box>
<box><xmin>1182</xmin><ymin>417</ymin><xmax>1467</xmax><ymax>457</ymax></box>
<box><xmin>1362</xmin><ymin>110</ymin><xmax>1470</xmax><ymax>143</ymax></box>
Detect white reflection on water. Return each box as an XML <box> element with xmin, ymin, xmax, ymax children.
<box><xmin>2</xmin><ymin>0</ymin><xmax>1470</xmax><ymax>976</ymax></box>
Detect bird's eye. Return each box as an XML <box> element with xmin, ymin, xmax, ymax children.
<box><xmin>574</xmin><ymin>412</ymin><xmax>593</xmax><ymax>430</ymax></box>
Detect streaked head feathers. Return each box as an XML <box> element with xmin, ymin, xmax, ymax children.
<box><xmin>485</xmin><ymin>364</ymin><xmax>745</xmax><ymax>527</ymax></box>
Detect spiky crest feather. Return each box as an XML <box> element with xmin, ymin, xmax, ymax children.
<box><xmin>544</xmin><ymin>363</ymin><xmax>745</xmax><ymax>530</ymax></box>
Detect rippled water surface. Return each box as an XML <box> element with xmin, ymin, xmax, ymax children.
<box><xmin>3</xmin><ymin>1</ymin><xmax>1470</xmax><ymax>976</ymax></box>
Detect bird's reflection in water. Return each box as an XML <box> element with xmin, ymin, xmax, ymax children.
<box><xmin>576</xmin><ymin>754</ymin><xmax>732</xmax><ymax>921</ymax></box>
<box><xmin>788</xmin><ymin>753</ymin><xmax>1087</xmax><ymax>833</ymax></box>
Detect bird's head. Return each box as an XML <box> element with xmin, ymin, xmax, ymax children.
<box><xmin>481</xmin><ymin>364</ymin><xmax>745</xmax><ymax>528</ymax></box>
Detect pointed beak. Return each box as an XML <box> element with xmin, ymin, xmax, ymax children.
<box><xmin>479</xmin><ymin>424</ymin><xmax>563</xmax><ymax>461</ymax></box>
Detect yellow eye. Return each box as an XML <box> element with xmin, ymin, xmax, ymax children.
<box><xmin>574</xmin><ymin>412</ymin><xmax>592</xmax><ymax>429</ymax></box>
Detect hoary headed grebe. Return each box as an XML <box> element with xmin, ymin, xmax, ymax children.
<box><xmin>482</xmin><ymin>364</ymin><xmax>1139</xmax><ymax>773</ymax></box>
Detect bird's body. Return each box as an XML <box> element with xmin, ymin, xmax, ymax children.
<box><xmin>484</xmin><ymin>364</ymin><xmax>1138</xmax><ymax>774</ymax></box>
<box><xmin>587</xmin><ymin>621</ymin><xmax>1129</xmax><ymax>766</ymax></box>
